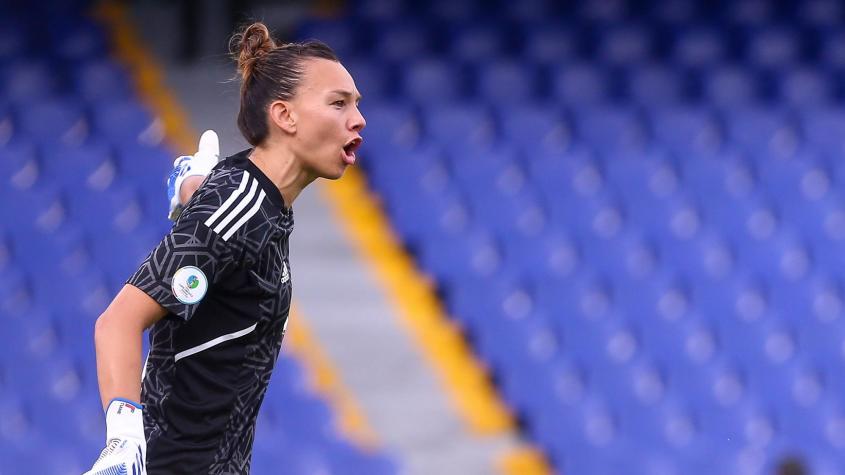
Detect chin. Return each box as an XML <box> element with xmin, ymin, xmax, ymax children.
<box><xmin>320</xmin><ymin>166</ymin><xmax>346</xmax><ymax>181</ymax></box>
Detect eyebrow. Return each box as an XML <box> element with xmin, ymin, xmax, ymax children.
<box><xmin>330</xmin><ymin>89</ymin><xmax>363</xmax><ymax>102</ymax></box>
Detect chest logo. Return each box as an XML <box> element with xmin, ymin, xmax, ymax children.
<box><xmin>172</xmin><ymin>266</ymin><xmax>208</xmax><ymax>304</ymax></box>
<box><xmin>281</xmin><ymin>261</ymin><xmax>290</xmax><ymax>284</ymax></box>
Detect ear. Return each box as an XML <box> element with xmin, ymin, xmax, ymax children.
<box><xmin>268</xmin><ymin>100</ymin><xmax>296</xmax><ymax>134</ymax></box>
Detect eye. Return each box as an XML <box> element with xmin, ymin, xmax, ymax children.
<box><xmin>332</xmin><ymin>100</ymin><xmax>345</xmax><ymax>108</ymax></box>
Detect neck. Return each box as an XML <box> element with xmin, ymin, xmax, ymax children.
<box><xmin>248</xmin><ymin>144</ymin><xmax>315</xmax><ymax>209</ymax></box>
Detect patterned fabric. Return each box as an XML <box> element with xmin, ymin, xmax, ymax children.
<box><xmin>127</xmin><ymin>149</ymin><xmax>293</xmax><ymax>474</ymax></box>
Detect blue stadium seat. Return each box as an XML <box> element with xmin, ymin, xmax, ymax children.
<box><xmin>498</xmin><ymin>104</ymin><xmax>570</xmax><ymax>155</ymax></box>
<box><xmin>626</xmin><ymin>64</ymin><xmax>686</xmax><ymax>108</ymax></box>
<box><xmin>40</xmin><ymin>140</ymin><xmax>116</xmax><ymax>191</ymax></box>
<box><xmin>449</xmin><ymin>25</ymin><xmax>507</xmax><ymax>62</ymax></box>
<box><xmin>797</xmin><ymin>0</ymin><xmax>842</xmax><ymax>28</ymax></box>
<box><xmin>723</xmin><ymin>0</ymin><xmax>774</xmax><ymax>27</ymax></box>
<box><xmin>521</xmin><ymin>24</ymin><xmax>578</xmax><ymax>66</ymax></box>
<box><xmin>0</xmin><ymin>139</ymin><xmax>39</xmax><ymax>190</ymax></box>
<box><xmin>343</xmin><ymin>57</ymin><xmax>392</xmax><ymax>100</ymax></box>
<box><xmin>416</xmin><ymin>229</ymin><xmax>502</xmax><ymax>284</ymax></box>
<box><xmin>424</xmin><ymin>0</ymin><xmax>480</xmax><ymax>22</ymax></box>
<box><xmin>702</xmin><ymin>66</ymin><xmax>760</xmax><ymax>109</ymax></box>
<box><xmin>598</xmin><ymin>25</ymin><xmax>654</xmax><ymax>66</ymax></box>
<box><xmin>583</xmin><ymin>230</ymin><xmax>660</xmax><ymax>286</ymax></box>
<box><xmin>745</xmin><ymin>27</ymin><xmax>802</xmax><ymax>70</ymax></box>
<box><xmin>819</xmin><ymin>29</ymin><xmax>845</xmax><ymax>69</ymax></box>
<box><xmin>672</xmin><ymin>28</ymin><xmax>726</xmax><ymax>70</ymax></box>
<box><xmin>603</xmin><ymin>149</ymin><xmax>680</xmax><ymax>210</ymax></box>
<box><xmin>476</xmin><ymin>60</ymin><xmax>538</xmax><ymax>104</ymax></box>
<box><xmin>0</xmin><ymin>183</ymin><xmax>69</xmax><ymax>235</ymax></box>
<box><xmin>0</xmin><ymin>23</ymin><xmax>25</xmax><ymax>63</ymax></box>
<box><xmin>723</xmin><ymin>106</ymin><xmax>800</xmax><ymax>159</ymax></box>
<box><xmin>73</xmin><ymin>59</ymin><xmax>133</xmax><ymax>104</ymax></box>
<box><xmin>402</xmin><ymin>58</ymin><xmax>465</xmax><ymax>104</ymax></box>
<box><xmin>648</xmin><ymin>106</ymin><xmax>722</xmax><ymax>156</ymax></box>
<box><xmin>15</xmin><ymin>97</ymin><xmax>88</xmax><ymax>147</ymax></box>
<box><xmin>572</xmin><ymin>106</ymin><xmax>649</xmax><ymax>155</ymax></box>
<box><xmin>51</xmin><ymin>17</ymin><xmax>108</xmax><ymax>62</ymax></box>
<box><xmin>800</xmin><ymin>107</ymin><xmax>845</xmax><ymax>154</ymax></box>
<box><xmin>383</xmin><ymin>185</ymin><xmax>470</xmax><ymax>245</ymax></box>
<box><xmin>443</xmin><ymin>273</ymin><xmax>525</xmax><ymax>331</ymax></box>
<box><xmin>296</xmin><ymin>20</ymin><xmax>360</xmax><ymax>60</ymax></box>
<box><xmin>350</xmin><ymin>0</ymin><xmax>407</xmax><ymax>22</ymax></box>
<box><xmin>91</xmin><ymin>99</ymin><xmax>161</xmax><ymax>146</ymax></box>
<box><xmin>527</xmin><ymin>144</ymin><xmax>604</xmax><ymax>205</ymax></box>
<box><xmin>65</xmin><ymin>179</ymin><xmax>145</xmax><ymax>234</ymax></box>
<box><xmin>358</xmin><ymin>101</ymin><xmax>420</xmax><ymax>153</ymax></box>
<box><xmin>550</xmin><ymin>63</ymin><xmax>611</xmax><ymax>109</ymax></box>
<box><xmin>374</xmin><ymin>22</ymin><xmax>434</xmax><ymax>61</ymax></box>
<box><xmin>576</xmin><ymin>0</ymin><xmax>627</xmax><ymax>23</ymax></box>
<box><xmin>646</xmin><ymin>0</ymin><xmax>700</xmax><ymax>25</ymax></box>
<box><xmin>421</xmin><ymin>102</ymin><xmax>495</xmax><ymax>150</ymax></box>
<box><xmin>501</xmin><ymin>231</ymin><xmax>581</xmax><ymax>282</ymax></box>
<box><xmin>1</xmin><ymin>60</ymin><xmax>59</xmax><ymax>103</ymax></box>
<box><xmin>779</xmin><ymin>68</ymin><xmax>833</xmax><ymax>110</ymax></box>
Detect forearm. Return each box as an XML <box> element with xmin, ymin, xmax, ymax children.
<box><xmin>180</xmin><ymin>175</ymin><xmax>205</xmax><ymax>205</ymax></box>
<box><xmin>94</xmin><ymin>313</ymin><xmax>145</xmax><ymax>411</ymax></box>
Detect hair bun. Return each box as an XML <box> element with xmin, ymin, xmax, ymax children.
<box><xmin>231</xmin><ymin>22</ymin><xmax>276</xmax><ymax>82</ymax></box>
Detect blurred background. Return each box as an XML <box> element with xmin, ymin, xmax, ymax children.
<box><xmin>3</xmin><ymin>0</ymin><xmax>845</xmax><ymax>474</ymax></box>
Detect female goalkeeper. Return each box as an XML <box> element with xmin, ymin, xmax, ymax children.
<box><xmin>85</xmin><ymin>21</ymin><xmax>365</xmax><ymax>474</ymax></box>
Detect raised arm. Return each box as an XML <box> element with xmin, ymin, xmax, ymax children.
<box><xmin>167</xmin><ymin>130</ymin><xmax>222</xmax><ymax>220</ymax></box>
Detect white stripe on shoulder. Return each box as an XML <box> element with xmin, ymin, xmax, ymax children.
<box><xmin>213</xmin><ymin>178</ymin><xmax>259</xmax><ymax>235</ymax></box>
<box><xmin>222</xmin><ymin>189</ymin><xmax>266</xmax><ymax>241</ymax></box>
<box><xmin>174</xmin><ymin>323</ymin><xmax>258</xmax><ymax>362</ymax></box>
<box><xmin>204</xmin><ymin>170</ymin><xmax>251</xmax><ymax>229</ymax></box>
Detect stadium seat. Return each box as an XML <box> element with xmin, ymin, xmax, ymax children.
<box><xmin>521</xmin><ymin>24</ymin><xmax>578</xmax><ymax>66</ymax></box>
<box><xmin>648</xmin><ymin>106</ymin><xmax>723</xmax><ymax>156</ymax></box>
<box><xmin>626</xmin><ymin>64</ymin><xmax>686</xmax><ymax>108</ymax></box>
<box><xmin>15</xmin><ymin>97</ymin><xmax>88</xmax><ymax>147</ymax></box>
<box><xmin>476</xmin><ymin>60</ymin><xmax>538</xmax><ymax>104</ymax></box>
<box><xmin>402</xmin><ymin>58</ymin><xmax>466</xmax><ymax>104</ymax></box>
<box><xmin>374</xmin><ymin>22</ymin><xmax>435</xmax><ymax>61</ymax></box>
<box><xmin>672</xmin><ymin>28</ymin><xmax>726</xmax><ymax>70</ymax></box>
<box><xmin>573</xmin><ymin>106</ymin><xmax>649</xmax><ymax>156</ymax></box>
<box><xmin>1</xmin><ymin>60</ymin><xmax>59</xmax><ymax>103</ymax></box>
<box><xmin>550</xmin><ymin>62</ymin><xmax>611</xmax><ymax>109</ymax></box>
<box><xmin>779</xmin><ymin>68</ymin><xmax>833</xmax><ymax>110</ymax></box>
<box><xmin>598</xmin><ymin>25</ymin><xmax>654</xmax><ymax>66</ymax></box>
<box><xmin>73</xmin><ymin>59</ymin><xmax>133</xmax><ymax>104</ymax></box>
<box><xmin>745</xmin><ymin>27</ymin><xmax>802</xmax><ymax>70</ymax></box>
<box><xmin>449</xmin><ymin>24</ymin><xmax>508</xmax><ymax>62</ymax></box>
<box><xmin>91</xmin><ymin>99</ymin><xmax>162</xmax><ymax>146</ymax></box>
<box><xmin>702</xmin><ymin>66</ymin><xmax>761</xmax><ymax>109</ymax></box>
<box><xmin>498</xmin><ymin>104</ymin><xmax>570</xmax><ymax>155</ymax></box>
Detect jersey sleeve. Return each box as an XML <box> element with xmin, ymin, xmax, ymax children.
<box><xmin>127</xmin><ymin>169</ymin><xmax>248</xmax><ymax>322</ymax></box>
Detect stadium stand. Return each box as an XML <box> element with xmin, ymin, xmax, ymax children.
<box><xmin>317</xmin><ymin>0</ymin><xmax>845</xmax><ymax>473</ymax></box>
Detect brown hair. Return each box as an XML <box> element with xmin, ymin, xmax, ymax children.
<box><xmin>229</xmin><ymin>22</ymin><xmax>339</xmax><ymax>146</ymax></box>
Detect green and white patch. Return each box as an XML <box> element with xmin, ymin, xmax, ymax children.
<box><xmin>172</xmin><ymin>266</ymin><xmax>208</xmax><ymax>304</ymax></box>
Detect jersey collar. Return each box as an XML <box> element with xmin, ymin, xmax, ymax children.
<box><xmin>228</xmin><ymin>149</ymin><xmax>289</xmax><ymax>212</ymax></box>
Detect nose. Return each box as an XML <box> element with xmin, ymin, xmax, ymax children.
<box><xmin>349</xmin><ymin>108</ymin><xmax>366</xmax><ymax>132</ymax></box>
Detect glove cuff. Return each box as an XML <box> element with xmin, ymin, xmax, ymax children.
<box><xmin>105</xmin><ymin>398</ymin><xmax>144</xmax><ymax>442</ymax></box>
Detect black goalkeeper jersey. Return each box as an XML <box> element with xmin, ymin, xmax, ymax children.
<box><xmin>127</xmin><ymin>149</ymin><xmax>293</xmax><ymax>474</ymax></box>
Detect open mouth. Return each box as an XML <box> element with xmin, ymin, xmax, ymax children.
<box><xmin>342</xmin><ymin>137</ymin><xmax>362</xmax><ymax>165</ymax></box>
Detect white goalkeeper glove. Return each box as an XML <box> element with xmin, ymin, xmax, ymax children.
<box><xmin>84</xmin><ymin>398</ymin><xmax>146</xmax><ymax>475</ymax></box>
<box><xmin>167</xmin><ymin>130</ymin><xmax>221</xmax><ymax>221</ymax></box>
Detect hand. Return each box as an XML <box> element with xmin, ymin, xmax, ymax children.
<box><xmin>84</xmin><ymin>399</ymin><xmax>146</xmax><ymax>475</ymax></box>
<box><xmin>167</xmin><ymin>130</ymin><xmax>221</xmax><ymax>220</ymax></box>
